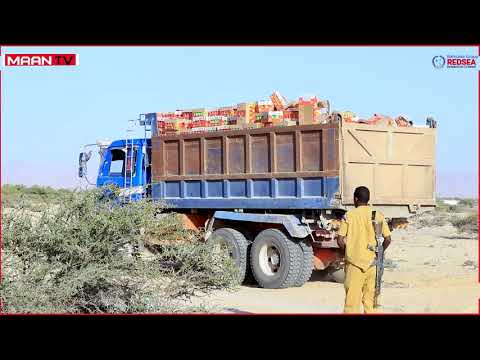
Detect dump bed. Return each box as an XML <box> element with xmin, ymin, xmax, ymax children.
<box><xmin>150</xmin><ymin>121</ymin><xmax>436</xmax><ymax>217</ymax></box>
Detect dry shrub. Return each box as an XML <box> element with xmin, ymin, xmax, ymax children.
<box><xmin>0</xmin><ymin>188</ymin><xmax>238</xmax><ymax>313</ymax></box>
<box><xmin>450</xmin><ymin>213</ymin><xmax>478</xmax><ymax>234</ymax></box>
<box><xmin>410</xmin><ymin>211</ymin><xmax>449</xmax><ymax>228</ymax></box>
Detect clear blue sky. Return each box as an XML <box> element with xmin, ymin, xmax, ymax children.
<box><xmin>1</xmin><ymin>46</ymin><xmax>478</xmax><ymax>197</ymax></box>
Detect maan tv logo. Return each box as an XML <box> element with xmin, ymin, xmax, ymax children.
<box><xmin>2</xmin><ymin>53</ymin><xmax>79</xmax><ymax>67</ymax></box>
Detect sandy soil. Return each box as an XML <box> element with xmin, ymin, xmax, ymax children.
<box><xmin>197</xmin><ymin>222</ymin><xmax>479</xmax><ymax>314</ymax></box>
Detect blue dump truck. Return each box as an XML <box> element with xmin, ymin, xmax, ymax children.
<box><xmin>79</xmin><ymin>116</ymin><xmax>437</xmax><ymax>289</ymax></box>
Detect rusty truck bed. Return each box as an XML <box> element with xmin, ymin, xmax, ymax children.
<box><xmin>150</xmin><ymin>121</ymin><xmax>436</xmax><ymax>216</ymax></box>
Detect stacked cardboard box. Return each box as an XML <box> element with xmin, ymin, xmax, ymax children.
<box><xmin>236</xmin><ymin>102</ymin><xmax>256</xmax><ymax>126</ymax></box>
<box><xmin>257</xmin><ymin>100</ymin><xmax>274</xmax><ymax>112</ymax></box>
<box><xmin>270</xmin><ymin>91</ymin><xmax>288</xmax><ymax>110</ymax></box>
<box><xmin>150</xmin><ymin>91</ymin><xmax>340</xmax><ymax>135</ymax></box>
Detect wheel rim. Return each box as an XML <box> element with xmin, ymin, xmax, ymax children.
<box><xmin>258</xmin><ymin>241</ymin><xmax>281</xmax><ymax>276</ymax></box>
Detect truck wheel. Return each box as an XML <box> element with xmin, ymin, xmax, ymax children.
<box><xmin>294</xmin><ymin>239</ymin><xmax>314</xmax><ymax>287</ymax></box>
<box><xmin>208</xmin><ymin>228</ymin><xmax>249</xmax><ymax>284</ymax></box>
<box><xmin>250</xmin><ymin>229</ymin><xmax>302</xmax><ymax>289</ymax></box>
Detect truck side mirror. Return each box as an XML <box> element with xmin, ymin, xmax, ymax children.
<box><xmin>78</xmin><ymin>152</ymin><xmax>86</xmax><ymax>178</ymax></box>
<box><xmin>78</xmin><ymin>151</ymin><xmax>92</xmax><ymax>178</ymax></box>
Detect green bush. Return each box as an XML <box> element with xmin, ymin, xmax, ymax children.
<box><xmin>0</xmin><ymin>188</ymin><xmax>238</xmax><ymax>313</ymax></box>
<box><xmin>458</xmin><ymin>198</ymin><xmax>476</xmax><ymax>208</ymax></box>
<box><xmin>450</xmin><ymin>213</ymin><xmax>478</xmax><ymax>234</ymax></box>
<box><xmin>2</xmin><ymin>184</ymin><xmax>73</xmax><ymax>210</ymax></box>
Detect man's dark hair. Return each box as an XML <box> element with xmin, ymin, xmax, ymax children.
<box><xmin>354</xmin><ymin>186</ymin><xmax>370</xmax><ymax>204</ymax></box>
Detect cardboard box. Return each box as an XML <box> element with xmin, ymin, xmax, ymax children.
<box><xmin>286</xmin><ymin>100</ymin><xmax>299</xmax><ymax>109</ymax></box>
<box><xmin>191</xmin><ymin>108</ymin><xmax>208</xmax><ymax>121</ymax></box>
<box><xmin>268</xmin><ymin>111</ymin><xmax>284</xmax><ymax>123</ymax></box>
<box><xmin>209</xmin><ymin>116</ymin><xmax>227</xmax><ymax>126</ymax></box>
<box><xmin>284</xmin><ymin>109</ymin><xmax>299</xmax><ymax>120</ymax></box>
<box><xmin>236</xmin><ymin>102</ymin><xmax>256</xmax><ymax>126</ymax></box>
<box><xmin>207</xmin><ymin>108</ymin><xmax>229</xmax><ymax>124</ymax></box>
<box><xmin>218</xmin><ymin>106</ymin><xmax>235</xmax><ymax>117</ymax></box>
<box><xmin>157</xmin><ymin>111</ymin><xmax>177</xmax><ymax>119</ymax></box>
<box><xmin>299</xmin><ymin>96</ymin><xmax>319</xmax><ymax>108</ymax></box>
<box><xmin>257</xmin><ymin>100</ymin><xmax>274</xmax><ymax>112</ymax></box>
<box><xmin>255</xmin><ymin>112</ymin><xmax>269</xmax><ymax>123</ymax></box>
<box><xmin>181</xmin><ymin>111</ymin><xmax>193</xmax><ymax>120</ymax></box>
<box><xmin>157</xmin><ymin>116</ymin><xmax>186</xmax><ymax>132</ymax></box>
<box><xmin>227</xmin><ymin>116</ymin><xmax>238</xmax><ymax>125</ymax></box>
<box><xmin>256</xmin><ymin>111</ymin><xmax>284</xmax><ymax>124</ymax></box>
<box><xmin>189</xmin><ymin>120</ymin><xmax>211</xmax><ymax>128</ymax></box>
<box><xmin>339</xmin><ymin>111</ymin><xmax>356</xmax><ymax>123</ymax></box>
<box><xmin>298</xmin><ymin>104</ymin><xmax>315</xmax><ymax>125</ymax></box>
<box><xmin>281</xmin><ymin>119</ymin><xmax>298</xmax><ymax>127</ymax></box>
<box><xmin>366</xmin><ymin>114</ymin><xmax>395</xmax><ymax>126</ymax></box>
<box><xmin>317</xmin><ymin>100</ymin><xmax>330</xmax><ymax>110</ymax></box>
<box><xmin>395</xmin><ymin>115</ymin><xmax>411</xmax><ymax>127</ymax></box>
<box><xmin>270</xmin><ymin>91</ymin><xmax>288</xmax><ymax>110</ymax></box>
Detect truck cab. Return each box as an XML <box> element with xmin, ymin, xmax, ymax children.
<box><xmin>95</xmin><ymin>138</ymin><xmax>151</xmax><ymax>201</ymax></box>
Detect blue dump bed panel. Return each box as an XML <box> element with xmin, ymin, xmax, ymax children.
<box><xmin>151</xmin><ymin>177</ymin><xmax>339</xmax><ymax>209</ymax></box>
<box><xmin>150</xmin><ymin>123</ymin><xmax>340</xmax><ymax>210</ymax></box>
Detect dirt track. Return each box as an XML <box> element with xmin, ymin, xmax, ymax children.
<box><xmin>199</xmin><ymin>223</ymin><xmax>479</xmax><ymax>314</ymax></box>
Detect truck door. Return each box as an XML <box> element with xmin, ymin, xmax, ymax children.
<box><xmin>97</xmin><ymin>146</ymin><xmax>138</xmax><ymax>189</ymax></box>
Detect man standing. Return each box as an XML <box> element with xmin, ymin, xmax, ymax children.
<box><xmin>336</xmin><ymin>186</ymin><xmax>392</xmax><ymax>314</ymax></box>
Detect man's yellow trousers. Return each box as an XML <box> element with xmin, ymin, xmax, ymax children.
<box><xmin>344</xmin><ymin>263</ymin><xmax>377</xmax><ymax>313</ymax></box>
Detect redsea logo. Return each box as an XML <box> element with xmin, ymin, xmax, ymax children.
<box><xmin>432</xmin><ymin>54</ymin><xmax>478</xmax><ymax>69</ymax></box>
<box><xmin>2</xmin><ymin>54</ymin><xmax>79</xmax><ymax>67</ymax></box>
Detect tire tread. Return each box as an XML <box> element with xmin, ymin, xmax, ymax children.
<box><xmin>209</xmin><ymin>228</ymin><xmax>249</xmax><ymax>284</ymax></box>
<box><xmin>250</xmin><ymin>228</ymin><xmax>302</xmax><ymax>289</ymax></box>
<box><xmin>294</xmin><ymin>239</ymin><xmax>314</xmax><ymax>287</ymax></box>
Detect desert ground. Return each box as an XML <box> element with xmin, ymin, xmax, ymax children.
<box><xmin>2</xmin><ymin>185</ymin><xmax>478</xmax><ymax>314</ymax></box>
<box><xmin>196</xmin><ymin>218</ymin><xmax>479</xmax><ymax>314</ymax></box>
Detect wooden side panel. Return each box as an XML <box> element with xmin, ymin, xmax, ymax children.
<box><xmin>341</xmin><ymin>122</ymin><xmax>436</xmax><ymax>206</ymax></box>
<box><xmin>151</xmin><ymin>136</ymin><xmax>163</xmax><ymax>181</ymax></box>
<box><xmin>276</xmin><ymin>132</ymin><xmax>295</xmax><ymax>172</ymax></box>
<box><xmin>165</xmin><ymin>140</ymin><xmax>180</xmax><ymax>175</ymax></box>
<box><xmin>205</xmin><ymin>138</ymin><xmax>223</xmax><ymax>174</ymax></box>
<box><xmin>151</xmin><ymin>123</ymin><xmax>340</xmax><ymax>182</ymax></box>
<box><xmin>251</xmin><ymin>134</ymin><xmax>270</xmax><ymax>173</ymax></box>
<box><xmin>301</xmin><ymin>131</ymin><xmax>322</xmax><ymax>171</ymax></box>
<box><xmin>228</xmin><ymin>136</ymin><xmax>246</xmax><ymax>174</ymax></box>
<box><xmin>184</xmin><ymin>139</ymin><xmax>201</xmax><ymax>175</ymax></box>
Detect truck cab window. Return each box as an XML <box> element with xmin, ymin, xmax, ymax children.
<box><xmin>109</xmin><ymin>149</ymin><xmax>125</xmax><ymax>176</ymax></box>
<box><xmin>108</xmin><ymin>148</ymin><xmax>137</xmax><ymax>176</ymax></box>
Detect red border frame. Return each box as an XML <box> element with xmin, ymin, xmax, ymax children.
<box><xmin>0</xmin><ymin>44</ymin><xmax>478</xmax><ymax>316</ymax></box>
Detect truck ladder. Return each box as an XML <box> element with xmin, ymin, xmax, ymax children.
<box><xmin>124</xmin><ymin>119</ymin><xmax>135</xmax><ymax>202</ymax></box>
<box><xmin>139</xmin><ymin>114</ymin><xmax>152</xmax><ymax>199</ymax></box>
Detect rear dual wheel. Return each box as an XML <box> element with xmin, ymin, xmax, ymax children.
<box><xmin>250</xmin><ymin>229</ymin><xmax>311</xmax><ymax>289</ymax></box>
<box><xmin>208</xmin><ymin>227</ymin><xmax>314</xmax><ymax>289</ymax></box>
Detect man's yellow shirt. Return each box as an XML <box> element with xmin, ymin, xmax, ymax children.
<box><xmin>337</xmin><ymin>206</ymin><xmax>391</xmax><ymax>272</ymax></box>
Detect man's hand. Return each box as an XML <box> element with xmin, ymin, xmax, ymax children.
<box><xmin>383</xmin><ymin>235</ymin><xmax>391</xmax><ymax>251</ymax></box>
<box><xmin>337</xmin><ymin>234</ymin><xmax>346</xmax><ymax>250</ymax></box>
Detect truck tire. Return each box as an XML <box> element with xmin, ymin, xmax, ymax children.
<box><xmin>294</xmin><ymin>239</ymin><xmax>314</xmax><ymax>287</ymax></box>
<box><xmin>207</xmin><ymin>228</ymin><xmax>249</xmax><ymax>284</ymax></box>
<box><xmin>250</xmin><ymin>229</ymin><xmax>303</xmax><ymax>289</ymax></box>
<box><xmin>236</xmin><ymin>229</ymin><xmax>256</xmax><ymax>285</ymax></box>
